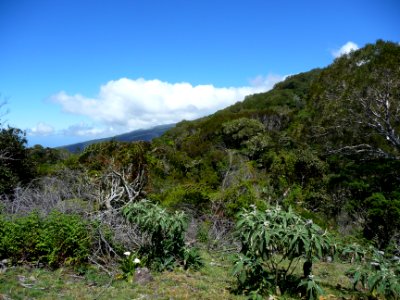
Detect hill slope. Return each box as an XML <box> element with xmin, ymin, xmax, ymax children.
<box><xmin>69</xmin><ymin>40</ymin><xmax>399</xmax><ymax>250</ymax></box>
<box><xmin>60</xmin><ymin>123</ymin><xmax>175</xmax><ymax>153</ymax></box>
<box><xmin>145</xmin><ymin>40</ymin><xmax>400</xmax><ymax>248</ymax></box>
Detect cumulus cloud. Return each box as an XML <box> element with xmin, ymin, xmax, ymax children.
<box><xmin>332</xmin><ymin>41</ymin><xmax>359</xmax><ymax>58</ymax></box>
<box><xmin>51</xmin><ymin>76</ymin><xmax>283</xmax><ymax>135</ymax></box>
<box><xmin>29</xmin><ymin>122</ymin><xmax>55</xmax><ymax>136</ymax></box>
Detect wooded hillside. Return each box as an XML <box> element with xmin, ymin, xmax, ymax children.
<box><xmin>1</xmin><ymin>40</ymin><xmax>399</xmax><ymax>299</ymax></box>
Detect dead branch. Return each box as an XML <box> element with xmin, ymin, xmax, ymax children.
<box><xmin>0</xmin><ymin>169</ymin><xmax>98</xmax><ymax>215</ymax></box>
<box><xmin>327</xmin><ymin>143</ymin><xmax>398</xmax><ymax>159</ymax></box>
<box><xmin>98</xmin><ymin>164</ymin><xmax>146</xmax><ymax>210</ymax></box>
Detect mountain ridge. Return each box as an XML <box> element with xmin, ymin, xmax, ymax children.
<box><xmin>59</xmin><ymin>123</ymin><xmax>175</xmax><ymax>153</ymax></box>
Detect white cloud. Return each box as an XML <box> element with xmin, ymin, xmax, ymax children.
<box><xmin>30</xmin><ymin>122</ymin><xmax>54</xmax><ymax>136</ymax></box>
<box><xmin>332</xmin><ymin>41</ymin><xmax>359</xmax><ymax>58</ymax></box>
<box><xmin>51</xmin><ymin>76</ymin><xmax>283</xmax><ymax>135</ymax></box>
<box><xmin>62</xmin><ymin>123</ymin><xmax>114</xmax><ymax>137</ymax></box>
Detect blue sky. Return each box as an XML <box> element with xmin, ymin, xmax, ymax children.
<box><xmin>0</xmin><ymin>0</ymin><xmax>399</xmax><ymax>147</ymax></box>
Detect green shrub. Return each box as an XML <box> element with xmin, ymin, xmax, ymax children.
<box><xmin>40</xmin><ymin>211</ymin><xmax>92</xmax><ymax>267</ymax></box>
<box><xmin>341</xmin><ymin>242</ymin><xmax>368</xmax><ymax>263</ymax></box>
<box><xmin>183</xmin><ymin>247</ymin><xmax>204</xmax><ymax>270</ymax></box>
<box><xmin>298</xmin><ymin>275</ymin><xmax>325</xmax><ymax>300</ymax></box>
<box><xmin>161</xmin><ymin>184</ymin><xmax>211</xmax><ymax>210</ymax></box>
<box><xmin>196</xmin><ymin>221</ymin><xmax>211</xmax><ymax>244</ymax></box>
<box><xmin>0</xmin><ymin>211</ymin><xmax>93</xmax><ymax>267</ymax></box>
<box><xmin>347</xmin><ymin>247</ymin><xmax>400</xmax><ymax>299</ymax></box>
<box><xmin>0</xmin><ymin>212</ymin><xmax>44</xmax><ymax>262</ymax></box>
<box><xmin>123</xmin><ymin>200</ymin><xmax>202</xmax><ymax>271</ymax></box>
<box><xmin>233</xmin><ymin>205</ymin><xmax>331</xmax><ymax>298</ymax></box>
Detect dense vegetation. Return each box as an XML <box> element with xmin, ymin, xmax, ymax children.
<box><xmin>1</xmin><ymin>40</ymin><xmax>399</xmax><ymax>299</ymax></box>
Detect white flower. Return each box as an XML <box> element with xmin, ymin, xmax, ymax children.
<box><xmin>134</xmin><ymin>258</ymin><xmax>141</xmax><ymax>264</ymax></box>
<box><xmin>308</xmin><ymin>274</ymin><xmax>314</xmax><ymax>280</ymax></box>
<box><xmin>123</xmin><ymin>251</ymin><xmax>131</xmax><ymax>256</ymax></box>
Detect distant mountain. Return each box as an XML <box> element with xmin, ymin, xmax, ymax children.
<box><xmin>60</xmin><ymin>123</ymin><xmax>175</xmax><ymax>153</ymax></box>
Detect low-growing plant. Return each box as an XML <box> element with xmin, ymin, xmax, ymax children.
<box><xmin>183</xmin><ymin>247</ymin><xmax>204</xmax><ymax>270</ymax></box>
<box><xmin>0</xmin><ymin>211</ymin><xmax>44</xmax><ymax>262</ymax></box>
<box><xmin>119</xmin><ymin>251</ymin><xmax>142</xmax><ymax>282</ymax></box>
<box><xmin>298</xmin><ymin>275</ymin><xmax>324</xmax><ymax>300</ymax></box>
<box><xmin>123</xmin><ymin>199</ymin><xmax>203</xmax><ymax>271</ymax></box>
<box><xmin>233</xmin><ymin>205</ymin><xmax>331</xmax><ymax>298</ymax></box>
<box><xmin>40</xmin><ymin>211</ymin><xmax>93</xmax><ymax>267</ymax></box>
<box><xmin>196</xmin><ymin>220</ymin><xmax>211</xmax><ymax>244</ymax></box>
<box><xmin>347</xmin><ymin>247</ymin><xmax>400</xmax><ymax>299</ymax></box>
<box><xmin>0</xmin><ymin>211</ymin><xmax>94</xmax><ymax>267</ymax></box>
<box><xmin>341</xmin><ymin>242</ymin><xmax>368</xmax><ymax>263</ymax></box>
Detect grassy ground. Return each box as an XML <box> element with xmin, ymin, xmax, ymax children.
<box><xmin>0</xmin><ymin>252</ymin><xmax>367</xmax><ymax>300</ymax></box>
<box><xmin>0</xmin><ymin>251</ymin><xmax>246</xmax><ymax>300</ymax></box>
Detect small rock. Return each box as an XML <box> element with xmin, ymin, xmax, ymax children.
<box><xmin>134</xmin><ymin>267</ymin><xmax>153</xmax><ymax>285</ymax></box>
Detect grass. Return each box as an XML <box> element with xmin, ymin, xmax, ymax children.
<box><xmin>0</xmin><ymin>251</ymin><xmax>246</xmax><ymax>300</ymax></box>
<box><xmin>0</xmin><ymin>252</ymin><xmax>369</xmax><ymax>300</ymax></box>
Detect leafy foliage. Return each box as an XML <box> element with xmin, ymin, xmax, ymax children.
<box><xmin>341</xmin><ymin>242</ymin><xmax>368</xmax><ymax>263</ymax></box>
<box><xmin>233</xmin><ymin>205</ymin><xmax>331</xmax><ymax>297</ymax></box>
<box><xmin>119</xmin><ymin>252</ymin><xmax>142</xmax><ymax>282</ymax></box>
<box><xmin>123</xmin><ymin>200</ymin><xmax>202</xmax><ymax>271</ymax></box>
<box><xmin>79</xmin><ymin>140</ymin><xmax>150</xmax><ymax>177</ymax></box>
<box><xmin>0</xmin><ymin>211</ymin><xmax>94</xmax><ymax>267</ymax></box>
<box><xmin>347</xmin><ymin>248</ymin><xmax>400</xmax><ymax>299</ymax></box>
<box><xmin>298</xmin><ymin>275</ymin><xmax>325</xmax><ymax>300</ymax></box>
<box><xmin>0</xmin><ymin>126</ymin><xmax>35</xmax><ymax>194</ymax></box>
<box><xmin>27</xmin><ymin>145</ymin><xmax>68</xmax><ymax>175</ymax></box>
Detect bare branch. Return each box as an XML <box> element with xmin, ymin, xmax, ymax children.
<box><xmin>327</xmin><ymin>144</ymin><xmax>397</xmax><ymax>159</ymax></box>
<box><xmin>98</xmin><ymin>163</ymin><xmax>146</xmax><ymax>210</ymax></box>
<box><xmin>354</xmin><ymin>71</ymin><xmax>400</xmax><ymax>150</ymax></box>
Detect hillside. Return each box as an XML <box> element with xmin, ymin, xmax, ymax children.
<box><xmin>1</xmin><ymin>40</ymin><xmax>399</xmax><ymax>300</ymax></box>
<box><xmin>59</xmin><ymin>123</ymin><xmax>175</xmax><ymax>153</ymax></box>
<box><xmin>147</xmin><ymin>40</ymin><xmax>400</xmax><ymax>247</ymax></box>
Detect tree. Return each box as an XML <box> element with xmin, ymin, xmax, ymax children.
<box><xmin>0</xmin><ymin>101</ymin><xmax>35</xmax><ymax>194</ymax></box>
<box><xmin>350</xmin><ymin>68</ymin><xmax>400</xmax><ymax>153</ymax></box>
<box><xmin>310</xmin><ymin>40</ymin><xmax>400</xmax><ymax>159</ymax></box>
<box><xmin>364</xmin><ymin>193</ymin><xmax>400</xmax><ymax>248</ymax></box>
<box><xmin>0</xmin><ymin>100</ymin><xmax>10</xmax><ymax>162</ymax></box>
<box><xmin>0</xmin><ymin>126</ymin><xmax>35</xmax><ymax>195</ymax></box>
<box><xmin>222</xmin><ymin>117</ymin><xmax>270</xmax><ymax>158</ymax></box>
